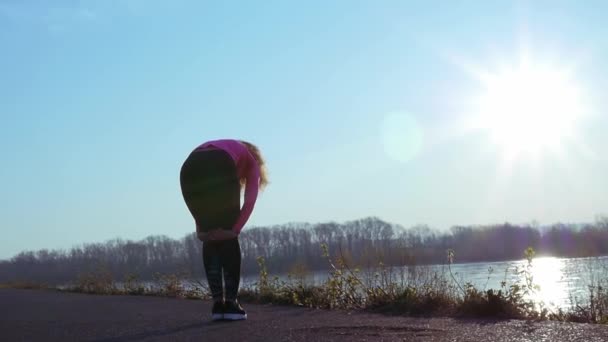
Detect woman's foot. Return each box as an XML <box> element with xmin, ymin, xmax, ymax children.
<box><xmin>223</xmin><ymin>300</ymin><xmax>247</xmax><ymax>320</ymax></box>
<box><xmin>211</xmin><ymin>300</ymin><xmax>224</xmax><ymax>321</ymax></box>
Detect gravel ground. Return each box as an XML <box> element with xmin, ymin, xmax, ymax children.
<box><xmin>1</xmin><ymin>289</ymin><xmax>607</xmax><ymax>342</ymax></box>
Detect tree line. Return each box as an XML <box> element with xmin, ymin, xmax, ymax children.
<box><xmin>1</xmin><ymin>216</ymin><xmax>608</xmax><ymax>285</ymax></box>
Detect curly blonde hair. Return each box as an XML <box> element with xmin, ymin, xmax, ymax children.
<box><xmin>239</xmin><ymin>140</ymin><xmax>269</xmax><ymax>190</ymax></box>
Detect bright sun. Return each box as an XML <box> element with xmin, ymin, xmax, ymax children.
<box><xmin>472</xmin><ymin>60</ymin><xmax>584</xmax><ymax>159</ymax></box>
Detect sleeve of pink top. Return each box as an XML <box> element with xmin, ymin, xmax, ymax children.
<box><xmin>232</xmin><ymin>155</ymin><xmax>260</xmax><ymax>235</ymax></box>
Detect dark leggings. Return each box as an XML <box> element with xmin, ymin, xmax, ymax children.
<box><xmin>180</xmin><ymin>148</ymin><xmax>242</xmax><ymax>301</ymax></box>
<box><xmin>203</xmin><ymin>238</ymin><xmax>241</xmax><ymax>301</ymax></box>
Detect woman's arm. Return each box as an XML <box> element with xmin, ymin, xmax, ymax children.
<box><xmin>232</xmin><ymin>156</ymin><xmax>260</xmax><ymax>234</ymax></box>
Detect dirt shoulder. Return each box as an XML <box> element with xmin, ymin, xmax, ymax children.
<box><xmin>0</xmin><ymin>289</ymin><xmax>606</xmax><ymax>342</ymax></box>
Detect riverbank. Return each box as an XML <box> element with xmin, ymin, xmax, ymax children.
<box><xmin>5</xmin><ymin>249</ymin><xmax>606</xmax><ymax>325</ymax></box>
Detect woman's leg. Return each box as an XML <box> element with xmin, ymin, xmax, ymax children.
<box><xmin>179</xmin><ymin>148</ymin><xmax>241</xmax><ymax>319</ymax></box>
<box><xmin>220</xmin><ymin>238</ymin><xmax>242</xmax><ymax>301</ymax></box>
<box><xmin>202</xmin><ymin>241</ymin><xmax>224</xmax><ymax>302</ymax></box>
<box><xmin>180</xmin><ymin>149</ymin><xmax>240</xmax><ymax>302</ymax></box>
<box><xmin>221</xmin><ymin>238</ymin><xmax>246</xmax><ymax>320</ymax></box>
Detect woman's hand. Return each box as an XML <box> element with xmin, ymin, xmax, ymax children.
<box><xmin>198</xmin><ymin>229</ymin><xmax>237</xmax><ymax>242</ymax></box>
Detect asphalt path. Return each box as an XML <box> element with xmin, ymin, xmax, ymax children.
<box><xmin>1</xmin><ymin>289</ymin><xmax>607</xmax><ymax>341</ymax></box>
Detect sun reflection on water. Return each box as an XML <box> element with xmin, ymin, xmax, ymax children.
<box><xmin>527</xmin><ymin>257</ymin><xmax>568</xmax><ymax>309</ymax></box>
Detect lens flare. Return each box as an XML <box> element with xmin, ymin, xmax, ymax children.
<box><xmin>381</xmin><ymin>112</ymin><xmax>424</xmax><ymax>162</ymax></box>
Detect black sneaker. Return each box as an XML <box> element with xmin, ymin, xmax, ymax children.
<box><xmin>211</xmin><ymin>300</ymin><xmax>224</xmax><ymax>321</ymax></box>
<box><xmin>223</xmin><ymin>300</ymin><xmax>247</xmax><ymax>320</ymax></box>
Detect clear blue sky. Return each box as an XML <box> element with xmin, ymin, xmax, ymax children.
<box><xmin>1</xmin><ymin>1</ymin><xmax>607</xmax><ymax>259</ymax></box>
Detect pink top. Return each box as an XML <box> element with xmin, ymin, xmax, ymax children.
<box><xmin>194</xmin><ymin>139</ymin><xmax>260</xmax><ymax>234</ymax></box>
